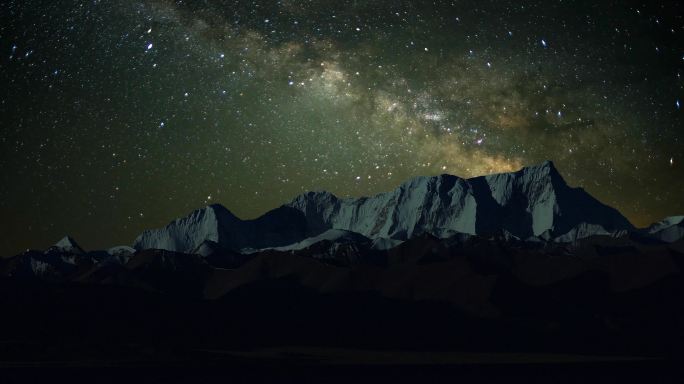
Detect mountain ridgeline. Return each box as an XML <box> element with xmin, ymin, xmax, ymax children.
<box><xmin>133</xmin><ymin>161</ymin><xmax>638</xmax><ymax>254</ymax></box>
<box><xmin>3</xmin><ymin>161</ymin><xmax>684</xmax><ymax>362</ymax></box>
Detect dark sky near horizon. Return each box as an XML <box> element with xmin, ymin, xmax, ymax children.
<box><xmin>1</xmin><ymin>0</ymin><xmax>683</xmax><ymax>255</ymax></box>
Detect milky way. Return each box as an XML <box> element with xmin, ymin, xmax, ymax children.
<box><xmin>1</xmin><ymin>0</ymin><xmax>683</xmax><ymax>254</ymax></box>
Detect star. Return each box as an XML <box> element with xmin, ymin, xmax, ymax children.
<box><xmin>1</xmin><ymin>0</ymin><xmax>682</xmax><ymax>254</ymax></box>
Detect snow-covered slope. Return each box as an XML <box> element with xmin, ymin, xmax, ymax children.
<box><xmin>371</xmin><ymin>237</ymin><xmax>404</xmax><ymax>250</ymax></box>
<box><xmin>192</xmin><ymin>240</ymin><xmax>223</xmax><ymax>258</ymax></box>
<box><xmin>647</xmin><ymin>216</ymin><xmax>684</xmax><ymax>243</ymax></box>
<box><xmin>270</xmin><ymin>229</ymin><xmax>370</xmax><ymax>252</ymax></box>
<box><xmin>133</xmin><ymin>161</ymin><xmax>635</xmax><ymax>252</ymax></box>
<box><xmin>287</xmin><ymin>161</ymin><xmax>633</xmax><ymax>242</ymax></box>
<box><xmin>52</xmin><ymin>236</ymin><xmax>85</xmax><ymax>254</ymax></box>
<box><xmin>107</xmin><ymin>245</ymin><xmax>136</xmax><ymax>256</ymax></box>
<box><xmin>133</xmin><ymin>204</ymin><xmax>238</xmax><ymax>253</ymax></box>
<box><xmin>133</xmin><ymin>204</ymin><xmax>309</xmax><ymax>253</ymax></box>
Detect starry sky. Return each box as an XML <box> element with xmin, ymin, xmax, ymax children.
<box><xmin>1</xmin><ymin>0</ymin><xmax>683</xmax><ymax>255</ymax></box>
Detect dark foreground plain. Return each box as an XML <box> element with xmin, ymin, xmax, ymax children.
<box><xmin>2</xmin><ymin>233</ymin><xmax>684</xmax><ymax>382</ymax></box>
<box><xmin>0</xmin><ymin>354</ymin><xmax>680</xmax><ymax>384</ymax></box>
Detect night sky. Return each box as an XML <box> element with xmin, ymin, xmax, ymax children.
<box><xmin>1</xmin><ymin>0</ymin><xmax>683</xmax><ymax>255</ymax></box>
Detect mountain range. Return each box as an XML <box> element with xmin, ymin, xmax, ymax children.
<box><xmin>131</xmin><ymin>161</ymin><xmax>678</xmax><ymax>256</ymax></box>
<box><xmin>1</xmin><ymin>161</ymin><xmax>684</xmax><ymax>362</ymax></box>
<box><xmin>4</xmin><ymin>161</ymin><xmax>683</xmax><ymax>281</ymax></box>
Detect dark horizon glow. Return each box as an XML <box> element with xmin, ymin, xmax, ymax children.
<box><xmin>1</xmin><ymin>0</ymin><xmax>683</xmax><ymax>255</ymax></box>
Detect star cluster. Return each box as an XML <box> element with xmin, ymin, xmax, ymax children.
<box><xmin>1</xmin><ymin>0</ymin><xmax>683</xmax><ymax>254</ymax></box>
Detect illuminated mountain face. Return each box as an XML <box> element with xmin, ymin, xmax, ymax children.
<box><xmin>133</xmin><ymin>161</ymin><xmax>637</xmax><ymax>253</ymax></box>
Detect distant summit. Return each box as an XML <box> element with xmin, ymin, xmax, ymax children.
<box><xmin>648</xmin><ymin>216</ymin><xmax>684</xmax><ymax>243</ymax></box>
<box><xmin>52</xmin><ymin>236</ymin><xmax>85</xmax><ymax>254</ymax></box>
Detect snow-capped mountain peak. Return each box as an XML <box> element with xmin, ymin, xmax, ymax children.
<box><xmin>53</xmin><ymin>236</ymin><xmax>85</xmax><ymax>254</ymax></box>
<box><xmin>133</xmin><ymin>204</ymin><xmax>241</xmax><ymax>253</ymax></box>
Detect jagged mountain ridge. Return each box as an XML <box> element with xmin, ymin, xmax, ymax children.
<box><xmin>133</xmin><ymin>204</ymin><xmax>309</xmax><ymax>253</ymax></box>
<box><xmin>133</xmin><ymin>161</ymin><xmax>636</xmax><ymax>253</ymax></box>
<box><xmin>287</xmin><ymin>160</ymin><xmax>633</xmax><ymax>242</ymax></box>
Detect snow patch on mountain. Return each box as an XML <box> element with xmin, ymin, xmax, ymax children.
<box><xmin>192</xmin><ymin>240</ymin><xmax>222</xmax><ymax>257</ymax></box>
<box><xmin>107</xmin><ymin>246</ymin><xmax>136</xmax><ymax>256</ymax></box>
<box><xmin>648</xmin><ymin>216</ymin><xmax>684</xmax><ymax>243</ymax></box>
<box><xmin>271</xmin><ymin>229</ymin><xmax>370</xmax><ymax>252</ymax></box>
<box><xmin>554</xmin><ymin>223</ymin><xmax>614</xmax><ymax>243</ymax></box>
<box><xmin>370</xmin><ymin>237</ymin><xmax>404</xmax><ymax>250</ymax></box>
